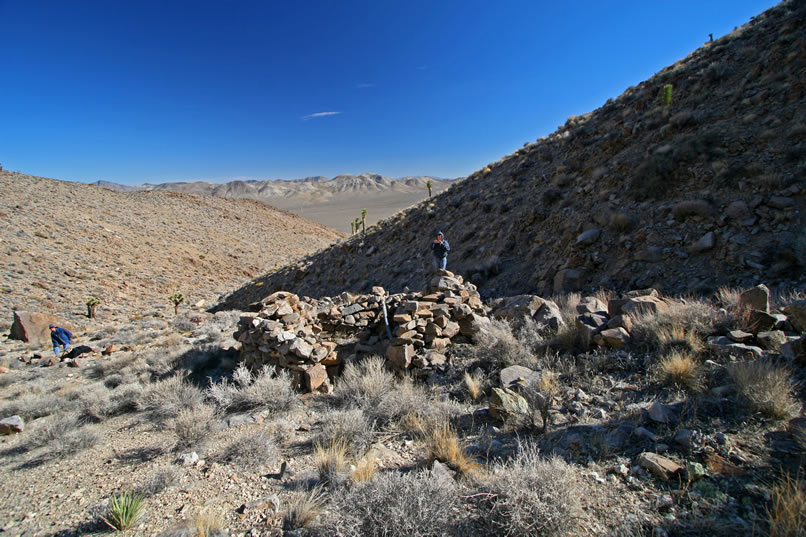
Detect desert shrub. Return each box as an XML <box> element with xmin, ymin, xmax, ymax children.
<box><xmin>283</xmin><ymin>486</ymin><xmax>327</xmax><ymax>531</ymax></box>
<box><xmin>522</xmin><ymin>371</ymin><xmax>560</xmax><ymax>430</ymax></box>
<box><xmin>377</xmin><ymin>379</ymin><xmax>459</xmax><ymax>432</ymax></box>
<box><xmin>320</xmin><ymin>470</ymin><xmax>460</xmax><ymax>537</ymax></box>
<box><xmin>479</xmin><ymin>443</ymin><xmax>585</xmax><ymax>537</ymax></box>
<box><xmin>472</xmin><ymin>318</ymin><xmax>536</xmax><ymax>367</ymax></box>
<box><xmin>0</xmin><ymin>392</ymin><xmax>65</xmax><ymax>421</ymax></box>
<box><xmin>336</xmin><ymin>356</ymin><xmax>396</xmax><ymax>409</ymax></box>
<box><xmin>108</xmin><ymin>383</ymin><xmax>144</xmax><ymax>415</ymax></box>
<box><xmin>138</xmin><ymin>465</ymin><xmax>180</xmax><ymax>497</ymax></box>
<box><xmin>102</xmin><ymin>491</ymin><xmax>145</xmax><ymax>531</ymax></box>
<box><xmin>218</xmin><ymin>430</ymin><xmax>279</xmax><ymax>469</ymax></box>
<box><xmin>140</xmin><ymin>375</ymin><xmax>205</xmax><ymax>423</ymax></box>
<box><xmin>425</xmin><ymin>425</ymin><xmax>481</xmax><ymax>477</ymax></box>
<box><xmin>71</xmin><ymin>382</ymin><xmax>115</xmax><ymax>423</ymax></box>
<box><xmin>315</xmin><ymin>438</ymin><xmax>351</xmax><ymax>488</ymax></box>
<box><xmin>658</xmin><ymin>351</ymin><xmax>702</xmax><ymax>392</ymax></box>
<box><xmin>728</xmin><ymin>360</ymin><xmax>800</xmax><ymax>420</ymax></box>
<box><xmin>317</xmin><ymin>408</ymin><xmax>374</xmax><ymax>456</ymax></box>
<box><xmin>766</xmin><ymin>473</ymin><xmax>806</xmax><ymax>537</ymax></box>
<box><xmin>609</xmin><ymin>212</ymin><xmax>634</xmax><ymax>232</ymax></box>
<box><xmin>172</xmin><ymin>404</ymin><xmax>216</xmax><ymax>452</ymax></box>
<box><xmin>103</xmin><ymin>374</ymin><xmax>125</xmax><ymax>388</ymax></box>
<box><xmin>551</xmin><ymin>321</ymin><xmax>592</xmax><ymax>354</ymax></box>
<box><xmin>206</xmin><ymin>364</ymin><xmax>297</xmax><ymax>414</ymax></box>
<box><xmin>28</xmin><ymin>412</ymin><xmax>100</xmax><ymax>457</ymax></box>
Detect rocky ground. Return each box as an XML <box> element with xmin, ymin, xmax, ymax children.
<box><xmin>221</xmin><ymin>0</ymin><xmax>805</xmax><ymax>309</ymax></box>
<box><xmin>0</xmin><ymin>273</ymin><xmax>805</xmax><ymax>537</ymax></box>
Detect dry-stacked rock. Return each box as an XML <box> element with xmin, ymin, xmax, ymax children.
<box><xmin>234</xmin><ymin>271</ymin><xmax>490</xmax><ymax>391</ymax></box>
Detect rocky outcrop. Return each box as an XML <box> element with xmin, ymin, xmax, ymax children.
<box><xmin>9</xmin><ymin>311</ymin><xmax>72</xmax><ymax>346</ymax></box>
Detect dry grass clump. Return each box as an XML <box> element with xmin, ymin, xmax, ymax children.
<box><xmin>425</xmin><ymin>425</ymin><xmax>481</xmax><ymax>477</ymax></box>
<box><xmin>0</xmin><ymin>391</ymin><xmax>64</xmax><ymax>421</ymax></box>
<box><xmin>381</xmin><ymin>380</ymin><xmax>460</xmax><ymax>433</ymax></box>
<box><xmin>317</xmin><ymin>408</ymin><xmax>375</xmax><ymax>456</ymax></box>
<box><xmin>336</xmin><ymin>356</ymin><xmax>397</xmax><ymax>409</ymax></box>
<box><xmin>218</xmin><ymin>430</ymin><xmax>279</xmax><ymax>469</ymax></box>
<box><xmin>283</xmin><ymin>486</ymin><xmax>327</xmax><ymax>531</ymax></box>
<box><xmin>631</xmin><ymin>299</ymin><xmax>717</xmax><ymax>353</ymax></box>
<box><xmin>728</xmin><ymin>360</ymin><xmax>800</xmax><ymax>420</ymax></box>
<box><xmin>205</xmin><ymin>364</ymin><xmax>297</xmax><ymax>414</ymax></box>
<box><xmin>463</xmin><ymin>371</ymin><xmax>484</xmax><ymax>401</ymax></box>
<box><xmin>480</xmin><ymin>443</ymin><xmax>584</xmax><ymax>537</ymax></box>
<box><xmin>172</xmin><ymin>404</ymin><xmax>216</xmax><ymax>452</ymax></box>
<box><xmin>552</xmin><ymin>321</ymin><xmax>592</xmax><ymax>354</ymax></box>
<box><xmin>315</xmin><ymin>438</ymin><xmax>351</xmax><ymax>487</ymax></box>
<box><xmin>140</xmin><ymin>376</ymin><xmax>205</xmax><ymax>423</ymax></box>
<box><xmin>351</xmin><ymin>453</ymin><xmax>378</xmax><ymax>483</ymax></box>
<box><xmin>192</xmin><ymin>508</ymin><xmax>224</xmax><ymax>537</ymax></box>
<box><xmin>609</xmin><ymin>212</ymin><xmax>634</xmax><ymax>232</ymax></box>
<box><xmin>321</xmin><ymin>470</ymin><xmax>460</xmax><ymax>537</ymax></box>
<box><xmin>766</xmin><ymin>474</ymin><xmax>806</xmax><ymax>537</ymax></box>
<box><xmin>658</xmin><ymin>351</ymin><xmax>702</xmax><ymax>392</ymax></box>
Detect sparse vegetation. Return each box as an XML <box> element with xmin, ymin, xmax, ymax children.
<box><xmin>315</xmin><ymin>438</ymin><xmax>351</xmax><ymax>487</ymax></box>
<box><xmin>172</xmin><ymin>404</ymin><xmax>216</xmax><ymax>452</ymax></box>
<box><xmin>317</xmin><ymin>408</ymin><xmax>374</xmax><ymax>456</ymax></box>
<box><xmin>351</xmin><ymin>452</ymin><xmax>378</xmax><ymax>483</ymax></box>
<box><xmin>140</xmin><ymin>376</ymin><xmax>205</xmax><ymax>423</ymax></box>
<box><xmin>425</xmin><ymin>424</ymin><xmax>481</xmax><ymax>477</ymax></box>
<box><xmin>102</xmin><ymin>491</ymin><xmax>145</xmax><ymax>531</ymax></box>
<box><xmin>86</xmin><ymin>296</ymin><xmax>100</xmax><ymax>318</ymax></box>
<box><xmin>766</xmin><ymin>473</ymin><xmax>806</xmax><ymax>537</ymax></box>
<box><xmin>480</xmin><ymin>443</ymin><xmax>585</xmax><ymax>537</ymax></box>
<box><xmin>205</xmin><ymin>364</ymin><xmax>298</xmax><ymax>414</ymax></box>
<box><xmin>658</xmin><ymin>351</ymin><xmax>702</xmax><ymax>391</ymax></box>
<box><xmin>426</xmin><ymin>179</ymin><xmax>433</xmax><ymax>197</ymax></box>
<box><xmin>170</xmin><ymin>292</ymin><xmax>185</xmax><ymax>315</ymax></box>
<box><xmin>219</xmin><ymin>430</ymin><xmax>279</xmax><ymax>469</ymax></box>
<box><xmin>728</xmin><ymin>360</ymin><xmax>800</xmax><ymax>420</ymax></box>
<box><xmin>661</xmin><ymin>83</ymin><xmax>674</xmax><ymax>106</ymax></box>
<box><xmin>322</xmin><ymin>470</ymin><xmax>461</xmax><ymax>537</ymax></box>
<box><xmin>283</xmin><ymin>486</ymin><xmax>327</xmax><ymax>531</ymax></box>
<box><xmin>464</xmin><ymin>371</ymin><xmax>484</xmax><ymax>401</ymax></box>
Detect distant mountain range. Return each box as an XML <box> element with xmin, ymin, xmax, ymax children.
<box><xmin>92</xmin><ymin>174</ymin><xmax>456</xmax><ymax>199</ymax></box>
<box><xmin>92</xmin><ymin>174</ymin><xmax>458</xmax><ymax>233</ymax></box>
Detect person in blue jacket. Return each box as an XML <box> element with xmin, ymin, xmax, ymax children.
<box><xmin>49</xmin><ymin>324</ymin><xmax>72</xmax><ymax>358</ymax></box>
<box><xmin>431</xmin><ymin>231</ymin><xmax>450</xmax><ymax>271</ymax></box>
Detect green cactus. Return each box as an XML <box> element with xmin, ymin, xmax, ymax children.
<box><xmin>86</xmin><ymin>296</ymin><xmax>100</xmax><ymax>319</ymax></box>
<box><xmin>169</xmin><ymin>292</ymin><xmax>185</xmax><ymax>314</ymax></box>
<box><xmin>661</xmin><ymin>84</ymin><xmax>673</xmax><ymax>106</ymax></box>
<box><xmin>426</xmin><ymin>179</ymin><xmax>432</xmax><ymax>198</ymax></box>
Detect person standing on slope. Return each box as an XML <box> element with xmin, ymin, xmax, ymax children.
<box><xmin>49</xmin><ymin>324</ymin><xmax>72</xmax><ymax>359</ymax></box>
<box><xmin>431</xmin><ymin>231</ymin><xmax>450</xmax><ymax>271</ymax></box>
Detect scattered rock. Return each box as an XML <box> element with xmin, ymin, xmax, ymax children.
<box><xmin>489</xmin><ymin>388</ymin><xmax>529</xmax><ymax>421</ymax></box>
<box><xmin>739</xmin><ymin>284</ymin><xmax>770</xmax><ymax>313</ymax></box>
<box><xmin>637</xmin><ymin>452</ymin><xmax>682</xmax><ymax>481</ymax></box>
<box><xmin>0</xmin><ymin>415</ymin><xmax>24</xmax><ymax>435</ymax></box>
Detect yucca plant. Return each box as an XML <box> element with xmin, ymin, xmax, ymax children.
<box><xmin>662</xmin><ymin>83</ymin><xmax>673</xmax><ymax>106</ymax></box>
<box><xmin>361</xmin><ymin>208</ymin><xmax>367</xmax><ymax>234</ymax></box>
<box><xmin>169</xmin><ymin>292</ymin><xmax>185</xmax><ymax>315</ymax></box>
<box><xmin>86</xmin><ymin>296</ymin><xmax>100</xmax><ymax>319</ymax></box>
<box><xmin>426</xmin><ymin>179</ymin><xmax>433</xmax><ymax>198</ymax></box>
<box><xmin>102</xmin><ymin>491</ymin><xmax>145</xmax><ymax>531</ymax></box>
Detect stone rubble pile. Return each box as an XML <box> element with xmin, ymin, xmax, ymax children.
<box><xmin>234</xmin><ymin>270</ymin><xmax>490</xmax><ymax>392</ymax></box>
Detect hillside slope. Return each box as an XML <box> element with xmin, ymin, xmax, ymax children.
<box><xmin>220</xmin><ymin>0</ymin><xmax>805</xmax><ymax>309</ymax></box>
<box><xmin>0</xmin><ymin>171</ymin><xmax>343</xmax><ymax>330</ymax></box>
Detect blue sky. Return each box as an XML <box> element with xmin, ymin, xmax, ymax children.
<box><xmin>0</xmin><ymin>0</ymin><xmax>778</xmax><ymax>185</ymax></box>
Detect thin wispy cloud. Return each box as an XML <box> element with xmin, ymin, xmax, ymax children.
<box><xmin>302</xmin><ymin>111</ymin><xmax>342</xmax><ymax>120</ymax></box>
<box><xmin>356</xmin><ymin>83</ymin><xmax>375</xmax><ymax>88</ymax></box>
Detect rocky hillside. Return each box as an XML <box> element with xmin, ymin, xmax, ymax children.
<box><xmin>220</xmin><ymin>0</ymin><xmax>805</xmax><ymax>309</ymax></box>
<box><xmin>0</xmin><ymin>171</ymin><xmax>343</xmax><ymax>332</ymax></box>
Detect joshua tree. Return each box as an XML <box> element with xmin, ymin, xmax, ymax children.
<box><xmin>661</xmin><ymin>84</ymin><xmax>673</xmax><ymax>106</ymax></box>
<box><xmin>361</xmin><ymin>208</ymin><xmax>367</xmax><ymax>234</ymax></box>
<box><xmin>351</xmin><ymin>221</ymin><xmax>355</xmax><ymax>235</ymax></box>
<box><xmin>169</xmin><ymin>292</ymin><xmax>185</xmax><ymax>315</ymax></box>
<box><xmin>426</xmin><ymin>179</ymin><xmax>432</xmax><ymax>198</ymax></box>
<box><xmin>86</xmin><ymin>296</ymin><xmax>100</xmax><ymax>319</ymax></box>
<box><xmin>354</xmin><ymin>217</ymin><xmax>360</xmax><ymax>236</ymax></box>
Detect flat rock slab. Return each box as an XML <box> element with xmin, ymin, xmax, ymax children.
<box><xmin>499</xmin><ymin>365</ymin><xmax>539</xmax><ymax>389</ymax></box>
<box><xmin>637</xmin><ymin>452</ymin><xmax>682</xmax><ymax>480</ymax></box>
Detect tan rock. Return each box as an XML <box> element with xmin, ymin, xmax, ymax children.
<box><xmin>598</xmin><ymin>327</ymin><xmax>631</xmax><ymax>348</ymax></box>
<box><xmin>489</xmin><ymin>388</ymin><xmax>529</xmax><ymax>421</ymax></box>
<box><xmin>387</xmin><ymin>344</ymin><xmax>414</xmax><ymax>369</ymax></box>
<box><xmin>10</xmin><ymin>311</ymin><xmax>72</xmax><ymax>346</ymax></box>
<box><xmin>305</xmin><ymin>364</ymin><xmax>328</xmax><ymax>392</ymax></box>
<box><xmin>637</xmin><ymin>452</ymin><xmax>682</xmax><ymax>480</ymax></box>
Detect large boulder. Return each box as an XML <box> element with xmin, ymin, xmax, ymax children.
<box><xmin>533</xmin><ymin>300</ymin><xmax>565</xmax><ymax>333</ymax></box>
<box><xmin>492</xmin><ymin>295</ymin><xmax>547</xmax><ymax>321</ymax></box>
<box><xmin>783</xmin><ymin>300</ymin><xmax>806</xmax><ymax>333</ymax></box>
<box><xmin>9</xmin><ymin>312</ymin><xmax>72</xmax><ymax>346</ymax></box>
<box><xmin>739</xmin><ymin>284</ymin><xmax>770</xmax><ymax>314</ymax></box>
<box><xmin>489</xmin><ymin>388</ymin><xmax>529</xmax><ymax>421</ymax></box>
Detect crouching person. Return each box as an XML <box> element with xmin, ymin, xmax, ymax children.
<box><xmin>49</xmin><ymin>324</ymin><xmax>72</xmax><ymax>359</ymax></box>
